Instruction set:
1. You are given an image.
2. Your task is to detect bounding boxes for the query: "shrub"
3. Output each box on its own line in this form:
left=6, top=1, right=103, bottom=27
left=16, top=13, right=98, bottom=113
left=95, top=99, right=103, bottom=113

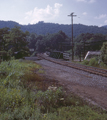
left=99, top=62, right=107, bottom=68
left=89, top=58, right=99, bottom=67
left=82, top=60, right=89, bottom=65
left=0, top=59, right=107, bottom=119
left=35, top=87, right=65, bottom=112
left=100, top=42, right=107, bottom=65
left=0, top=51, right=11, bottom=61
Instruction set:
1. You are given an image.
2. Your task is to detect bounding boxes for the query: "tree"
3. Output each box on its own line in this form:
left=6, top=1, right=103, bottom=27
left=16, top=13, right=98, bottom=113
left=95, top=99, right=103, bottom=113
left=0, top=28, right=11, bottom=60
left=7, top=26, right=30, bottom=58
left=27, top=33, right=38, bottom=48
left=35, top=31, right=70, bottom=53
left=35, top=35, right=45, bottom=52
left=36, top=39, right=46, bottom=53
left=0, top=27, right=10, bottom=51
left=100, top=42, right=107, bottom=64
left=74, top=33, right=107, bottom=58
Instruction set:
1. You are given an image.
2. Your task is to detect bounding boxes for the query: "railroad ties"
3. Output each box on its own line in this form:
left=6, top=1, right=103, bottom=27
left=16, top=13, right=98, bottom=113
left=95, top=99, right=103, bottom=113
left=38, top=54, right=107, bottom=78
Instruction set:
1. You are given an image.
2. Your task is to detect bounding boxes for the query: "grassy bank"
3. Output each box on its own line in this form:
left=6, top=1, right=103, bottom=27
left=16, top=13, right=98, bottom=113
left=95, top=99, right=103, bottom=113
left=0, top=59, right=107, bottom=120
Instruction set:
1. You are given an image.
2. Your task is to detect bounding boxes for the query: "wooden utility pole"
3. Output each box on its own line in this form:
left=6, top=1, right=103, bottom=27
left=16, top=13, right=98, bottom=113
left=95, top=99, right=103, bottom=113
left=68, top=12, right=77, bottom=61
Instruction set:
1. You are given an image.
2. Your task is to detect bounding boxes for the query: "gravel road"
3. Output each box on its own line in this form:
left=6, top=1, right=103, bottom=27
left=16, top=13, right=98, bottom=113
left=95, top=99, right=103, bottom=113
left=35, top=59, right=107, bottom=110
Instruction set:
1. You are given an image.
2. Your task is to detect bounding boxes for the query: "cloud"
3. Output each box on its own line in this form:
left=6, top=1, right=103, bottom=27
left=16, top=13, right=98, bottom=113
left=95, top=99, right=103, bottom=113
left=25, top=3, right=62, bottom=24
left=95, top=14, right=107, bottom=19
left=76, top=0, right=96, bottom=3
left=104, top=20, right=107, bottom=24
left=98, top=24, right=102, bottom=27
left=76, top=0, right=87, bottom=2
left=89, top=0, right=96, bottom=3
left=83, top=12, right=87, bottom=15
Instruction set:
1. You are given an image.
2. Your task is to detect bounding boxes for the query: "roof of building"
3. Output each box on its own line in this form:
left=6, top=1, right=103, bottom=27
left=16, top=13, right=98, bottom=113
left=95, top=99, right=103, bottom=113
left=84, top=51, right=101, bottom=60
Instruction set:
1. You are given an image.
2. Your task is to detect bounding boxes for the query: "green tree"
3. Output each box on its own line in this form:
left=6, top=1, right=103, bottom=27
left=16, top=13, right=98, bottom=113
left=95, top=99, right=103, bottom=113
left=7, top=26, right=30, bottom=58
left=27, top=33, right=38, bottom=49
left=74, top=33, right=107, bottom=58
left=0, top=28, right=10, bottom=60
left=35, top=35, right=45, bottom=52
left=0, top=27, right=10, bottom=51
left=35, top=31, right=69, bottom=53
left=100, top=42, right=107, bottom=64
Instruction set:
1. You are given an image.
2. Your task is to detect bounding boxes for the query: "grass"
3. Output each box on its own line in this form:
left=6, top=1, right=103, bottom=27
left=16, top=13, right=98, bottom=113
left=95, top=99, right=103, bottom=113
left=74, top=58, right=107, bottom=69
left=0, top=59, right=107, bottom=120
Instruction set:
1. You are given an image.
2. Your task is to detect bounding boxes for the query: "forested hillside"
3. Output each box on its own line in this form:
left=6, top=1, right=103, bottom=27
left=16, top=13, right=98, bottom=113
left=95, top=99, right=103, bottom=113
left=1, top=20, right=107, bottom=60
left=103, top=25, right=107, bottom=29
left=0, top=20, right=107, bottom=37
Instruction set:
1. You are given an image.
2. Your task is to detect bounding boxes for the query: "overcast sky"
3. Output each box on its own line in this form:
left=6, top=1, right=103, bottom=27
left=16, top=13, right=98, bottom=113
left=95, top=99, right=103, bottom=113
left=0, top=0, right=107, bottom=26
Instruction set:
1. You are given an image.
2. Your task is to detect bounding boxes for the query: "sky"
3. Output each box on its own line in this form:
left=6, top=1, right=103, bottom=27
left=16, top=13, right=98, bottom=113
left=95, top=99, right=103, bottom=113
left=0, top=0, right=107, bottom=26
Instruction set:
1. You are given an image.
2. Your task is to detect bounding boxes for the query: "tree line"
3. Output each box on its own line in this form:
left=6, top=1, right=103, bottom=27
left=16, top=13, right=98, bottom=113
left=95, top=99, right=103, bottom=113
left=28, top=30, right=70, bottom=53
left=0, top=27, right=70, bottom=59
left=0, top=26, right=107, bottom=63
left=74, top=33, right=107, bottom=58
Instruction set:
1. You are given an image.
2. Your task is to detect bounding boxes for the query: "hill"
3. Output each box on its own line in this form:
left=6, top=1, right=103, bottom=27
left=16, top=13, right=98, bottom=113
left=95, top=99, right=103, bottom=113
left=0, top=20, right=107, bottom=37
left=102, top=25, right=107, bottom=29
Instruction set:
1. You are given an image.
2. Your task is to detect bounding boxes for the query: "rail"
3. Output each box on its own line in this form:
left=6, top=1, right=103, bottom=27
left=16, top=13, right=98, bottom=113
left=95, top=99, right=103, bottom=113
left=37, top=54, right=107, bottom=78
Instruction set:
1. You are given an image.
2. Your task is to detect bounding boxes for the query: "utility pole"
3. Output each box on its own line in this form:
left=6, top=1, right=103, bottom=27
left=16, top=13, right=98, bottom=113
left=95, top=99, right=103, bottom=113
left=68, top=12, right=77, bottom=61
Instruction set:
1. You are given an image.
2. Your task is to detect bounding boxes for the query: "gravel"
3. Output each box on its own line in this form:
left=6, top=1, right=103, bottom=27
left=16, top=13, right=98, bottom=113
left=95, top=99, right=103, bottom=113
left=36, top=59, right=107, bottom=91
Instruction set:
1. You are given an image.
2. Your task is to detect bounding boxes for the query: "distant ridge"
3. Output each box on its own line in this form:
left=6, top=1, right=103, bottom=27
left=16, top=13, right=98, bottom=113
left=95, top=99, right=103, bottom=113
left=0, top=20, right=107, bottom=37
left=0, top=20, right=20, bottom=28
left=102, top=25, right=107, bottom=29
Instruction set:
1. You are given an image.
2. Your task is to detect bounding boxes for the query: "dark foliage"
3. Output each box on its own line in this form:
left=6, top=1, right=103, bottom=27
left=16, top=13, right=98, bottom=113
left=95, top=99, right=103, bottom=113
left=0, top=26, right=30, bottom=60
left=27, top=30, right=70, bottom=53
left=0, top=20, right=107, bottom=37
left=1, top=20, right=107, bottom=58
left=100, top=42, right=107, bottom=64
left=74, top=33, right=107, bottom=58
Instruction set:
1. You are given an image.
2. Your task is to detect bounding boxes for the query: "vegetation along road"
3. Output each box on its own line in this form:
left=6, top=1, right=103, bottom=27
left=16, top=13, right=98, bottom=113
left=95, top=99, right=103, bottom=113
left=36, top=55, right=107, bottom=110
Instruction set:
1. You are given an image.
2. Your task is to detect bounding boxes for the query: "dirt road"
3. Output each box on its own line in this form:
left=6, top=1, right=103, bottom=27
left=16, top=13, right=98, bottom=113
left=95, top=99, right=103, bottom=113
left=36, top=59, right=107, bottom=110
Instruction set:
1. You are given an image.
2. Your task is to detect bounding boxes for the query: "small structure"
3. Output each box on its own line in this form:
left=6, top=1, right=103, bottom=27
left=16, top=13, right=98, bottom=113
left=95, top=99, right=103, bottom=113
left=63, top=52, right=70, bottom=60
left=49, top=51, right=70, bottom=60
left=49, top=51, right=63, bottom=59
left=84, top=51, right=101, bottom=60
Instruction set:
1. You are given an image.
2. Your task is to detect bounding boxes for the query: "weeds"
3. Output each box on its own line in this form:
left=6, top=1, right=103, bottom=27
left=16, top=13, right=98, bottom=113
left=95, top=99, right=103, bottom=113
left=82, top=59, right=89, bottom=65
left=88, top=58, right=99, bottom=67
left=82, top=58, right=99, bottom=67
left=81, top=58, right=107, bottom=69
left=0, top=59, right=107, bottom=120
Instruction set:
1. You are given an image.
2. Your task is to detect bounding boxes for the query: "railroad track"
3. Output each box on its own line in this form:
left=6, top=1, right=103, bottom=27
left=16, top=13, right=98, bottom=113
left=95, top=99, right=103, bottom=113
left=37, top=54, right=107, bottom=78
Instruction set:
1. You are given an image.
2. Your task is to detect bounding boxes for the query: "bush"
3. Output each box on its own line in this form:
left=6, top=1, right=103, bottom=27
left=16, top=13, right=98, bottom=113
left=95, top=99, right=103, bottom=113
left=89, top=58, right=99, bottom=67
left=35, top=87, right=66, bottom=112
left=0, top=51, right=11, bottom=61
left=100, top=42, right=107, bottom=64
left=0, top=60, right=107, bottom=120
left=99, top=62, right=107, bottom=68
left=82, top=60, right=89, bottom=65
left=0, top=60, right=40, bottom=119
